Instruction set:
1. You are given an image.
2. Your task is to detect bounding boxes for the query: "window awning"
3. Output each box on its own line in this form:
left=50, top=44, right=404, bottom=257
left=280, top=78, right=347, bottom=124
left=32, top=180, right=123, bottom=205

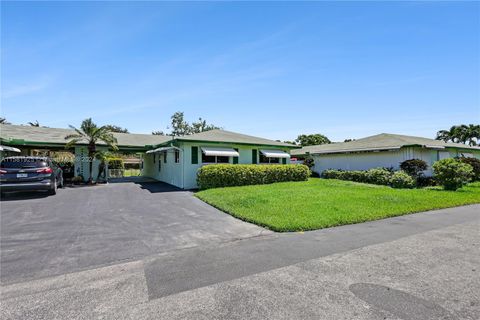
left=201, top=147, right=239, bottom=157
left=146, top=146, right=180, bottom=154
left=0, top=145, right=21, bottom=152
left=260, top=149, right=290, bottom=158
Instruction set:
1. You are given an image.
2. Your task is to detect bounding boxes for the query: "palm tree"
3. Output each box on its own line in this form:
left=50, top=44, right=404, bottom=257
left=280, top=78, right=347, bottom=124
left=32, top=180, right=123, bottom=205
left=436, top=124, right=480, bottom=146
left=65, top=118, right=118, bottom=183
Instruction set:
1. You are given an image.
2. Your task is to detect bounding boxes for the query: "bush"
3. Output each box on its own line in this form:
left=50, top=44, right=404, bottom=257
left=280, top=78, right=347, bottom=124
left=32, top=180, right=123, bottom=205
left=321, top=169, right=345, bottom=180
left=72, top=175, right=84, bottom=184
left=107, top=158, right=124, bottom=169
left=400, top=159, right=428, bottom=177
left=416, top=176, right=438, bottom=187
left=390, top=171, right=416, bottom=189
left=197, top=164, right=310, bottom=189
left=458, top=157, right=480, bottom=181
left=365, top=168, right=393, bottom=185
left=432, top=158, right=473, bottom=191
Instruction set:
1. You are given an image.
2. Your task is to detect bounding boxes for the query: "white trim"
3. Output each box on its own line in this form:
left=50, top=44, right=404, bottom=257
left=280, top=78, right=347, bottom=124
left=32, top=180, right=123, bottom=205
left=0, top=145, right=21, bottom=152
left=146, top=146, right=181, bottom=154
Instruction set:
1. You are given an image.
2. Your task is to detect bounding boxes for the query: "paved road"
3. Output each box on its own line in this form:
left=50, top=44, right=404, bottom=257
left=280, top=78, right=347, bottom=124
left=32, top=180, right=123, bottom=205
left=1, top=205, right=479, bottom=319
left=0, top=179, right=269, bottom=284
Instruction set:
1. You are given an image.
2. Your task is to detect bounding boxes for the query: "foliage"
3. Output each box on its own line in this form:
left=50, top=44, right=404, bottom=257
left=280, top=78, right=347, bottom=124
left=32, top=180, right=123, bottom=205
left=321, top=168, right=394, bottom=186
left=399, top=159, right=428, bottom=177
left=295, top=133, right=331, bottom=147
left=303, top=157, right=314, bottom=169
left=65, top=118, right=118, bottom=183
left=196, top=179, right=480, bottom=232
left=197, top=164, right=310, bottom=189
left=153, top=111, right=221, bottom=136
left=104, top=125, right=129, bottom=133
left=432, top=158, right=473, bottom=190
left=72, top=175, right=84, bottom=184
left=458, top=157, right=480, bottom=181
left=436, top=124, right=480, bottom=146
left=389, top=171, right=416, bottom=189
left=107, top=158, right=124, bottom=169
left=416, top=176, right=438, bottom=187
left=0, top=117, right=10, bottom=124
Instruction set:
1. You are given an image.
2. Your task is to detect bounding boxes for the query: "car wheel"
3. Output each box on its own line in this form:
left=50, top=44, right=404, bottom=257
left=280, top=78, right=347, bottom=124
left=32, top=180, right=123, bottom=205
left=49, top=179, right=57, bottom=195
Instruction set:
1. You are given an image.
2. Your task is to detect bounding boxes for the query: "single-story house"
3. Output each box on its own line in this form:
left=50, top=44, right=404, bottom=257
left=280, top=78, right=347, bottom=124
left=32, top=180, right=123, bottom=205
left=291, top=133, right=480, bottom=176
left=0, top=124, right=297, bottom=189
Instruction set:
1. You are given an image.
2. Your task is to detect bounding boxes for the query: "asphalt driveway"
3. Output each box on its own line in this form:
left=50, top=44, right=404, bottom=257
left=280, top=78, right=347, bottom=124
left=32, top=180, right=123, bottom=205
left=0, top=178, right=269, bottom=284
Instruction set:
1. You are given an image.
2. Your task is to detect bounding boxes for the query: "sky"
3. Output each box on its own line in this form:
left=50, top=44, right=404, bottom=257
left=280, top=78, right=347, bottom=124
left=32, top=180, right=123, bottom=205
left=1, top=1, right=479, bottom=142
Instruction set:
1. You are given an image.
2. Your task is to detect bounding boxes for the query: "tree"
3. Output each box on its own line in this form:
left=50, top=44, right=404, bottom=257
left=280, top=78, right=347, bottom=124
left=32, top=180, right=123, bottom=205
left=295, top=134, right=331, bottom=147
left=436, top=124, right=480, bottom=146
left=104, top=125, right=129, bottom=133
left=28, top=120, right=40, bottom=127
left=0, top=117, right=10, bottom=124
left=65, top=118, right=118, bottom=184
left=152, top=131, right=165, bottom=135
left=154, top=111, right=220, bottom=136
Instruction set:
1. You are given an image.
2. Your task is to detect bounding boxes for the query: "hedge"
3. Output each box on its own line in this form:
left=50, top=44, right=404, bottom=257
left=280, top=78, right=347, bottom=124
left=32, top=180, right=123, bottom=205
left=321, top=167, right=415, bottom=188
left=197, top=164, right=310, bottom=189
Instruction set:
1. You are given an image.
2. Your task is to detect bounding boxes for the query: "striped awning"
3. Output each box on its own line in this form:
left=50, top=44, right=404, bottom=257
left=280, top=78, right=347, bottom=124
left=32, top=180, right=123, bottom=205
left=260, top=149, right=290, bottom=158
left=201, top=147, right=239, bottom=157
left=146, top=146, right=181, bottom=154
left=0, top=145, right=21, bottom=152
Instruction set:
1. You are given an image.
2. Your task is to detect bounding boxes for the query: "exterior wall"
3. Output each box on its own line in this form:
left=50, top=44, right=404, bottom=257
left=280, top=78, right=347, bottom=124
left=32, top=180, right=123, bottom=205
left=142, top=150, right=183, bottom=188
left=144, top=142, right=292, bottom=189
left=311, top=147, right=471, bottom=176
left=74, top=146, right=107, bottom=181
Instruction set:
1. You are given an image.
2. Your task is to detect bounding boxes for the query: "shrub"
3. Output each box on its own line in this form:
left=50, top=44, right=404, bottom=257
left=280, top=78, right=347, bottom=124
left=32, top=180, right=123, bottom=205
left=365, top=168, right=393, bottom=185
left=390, top=171, right=416, bottom=189
left=197, top=164, right=310, bottom=189
left=458, top=157, right=480, bottom=181
left=321, top=169, right=345, bottom=180
left=432, top=158, right=473, bottom=190
left=72, top=175, right=84, bottom=184
left=416, top=176, right=438, bottom=187
left=107, top=158, right=124, bottom=169
left=400, top=159, right=428, bottom=177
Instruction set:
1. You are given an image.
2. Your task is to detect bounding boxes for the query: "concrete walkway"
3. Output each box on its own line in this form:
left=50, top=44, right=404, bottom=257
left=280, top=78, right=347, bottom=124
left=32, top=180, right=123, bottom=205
left=1, top=205, right=479, bottom=319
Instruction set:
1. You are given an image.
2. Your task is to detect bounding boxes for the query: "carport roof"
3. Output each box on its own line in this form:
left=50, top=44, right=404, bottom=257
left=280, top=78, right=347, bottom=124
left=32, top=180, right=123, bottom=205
left=291, top=133, right=480, bottom=156
left=0, top=124, right=172, bottom=149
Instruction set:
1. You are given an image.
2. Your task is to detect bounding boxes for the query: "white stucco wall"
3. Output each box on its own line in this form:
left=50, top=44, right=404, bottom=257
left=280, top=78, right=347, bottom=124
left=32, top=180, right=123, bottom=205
left=142, top=150, right=183, bottom=188
left=311, top=147, right=480, bottom=176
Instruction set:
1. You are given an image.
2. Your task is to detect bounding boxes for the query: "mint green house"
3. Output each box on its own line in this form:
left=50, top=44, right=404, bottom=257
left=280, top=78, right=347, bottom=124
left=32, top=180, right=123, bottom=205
left=0, top=124, right=297, bottom=189
left=142, top=130, right=296, bottom=189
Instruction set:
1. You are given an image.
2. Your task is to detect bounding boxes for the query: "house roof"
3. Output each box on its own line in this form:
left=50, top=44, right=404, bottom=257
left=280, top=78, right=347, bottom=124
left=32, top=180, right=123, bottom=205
left=291, top=133, right=480, bottom=156
left=0, top=125, right=296, bottom=150
left=157, top=129, right=298, bottom=148
left=0, top=124, right=171, bottom=148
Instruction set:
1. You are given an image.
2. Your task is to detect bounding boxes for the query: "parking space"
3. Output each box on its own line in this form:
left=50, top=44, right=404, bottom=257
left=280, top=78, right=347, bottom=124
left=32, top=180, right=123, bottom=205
left=0, top=178, right=269, bottom=284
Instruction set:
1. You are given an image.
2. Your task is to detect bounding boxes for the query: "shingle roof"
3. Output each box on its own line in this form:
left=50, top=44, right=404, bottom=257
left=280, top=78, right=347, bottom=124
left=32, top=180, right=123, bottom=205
left=0, top=124, right=172, bottom=148
left=160, top=129, right=298, bottom=148
left=291, top=133, right=480, bottom=156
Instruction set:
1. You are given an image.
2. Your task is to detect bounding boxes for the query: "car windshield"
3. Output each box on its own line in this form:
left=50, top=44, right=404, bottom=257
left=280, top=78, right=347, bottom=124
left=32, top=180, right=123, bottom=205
left=0, top=158, right=48, bottom=169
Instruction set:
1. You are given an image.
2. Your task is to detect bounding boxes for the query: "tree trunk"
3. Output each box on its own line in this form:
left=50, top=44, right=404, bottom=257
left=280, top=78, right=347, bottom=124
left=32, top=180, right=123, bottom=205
left=88, top=152, right=94, bottom=184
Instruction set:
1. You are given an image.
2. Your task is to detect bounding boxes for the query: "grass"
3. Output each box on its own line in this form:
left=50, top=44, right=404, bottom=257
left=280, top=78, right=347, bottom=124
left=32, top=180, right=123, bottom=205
left=195, top=178, right=480, bottom=232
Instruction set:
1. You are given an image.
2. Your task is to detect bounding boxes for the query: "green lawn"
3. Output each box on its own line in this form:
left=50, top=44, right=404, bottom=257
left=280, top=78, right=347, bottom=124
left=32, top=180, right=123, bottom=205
left=195, top=179, right=480, bottom=232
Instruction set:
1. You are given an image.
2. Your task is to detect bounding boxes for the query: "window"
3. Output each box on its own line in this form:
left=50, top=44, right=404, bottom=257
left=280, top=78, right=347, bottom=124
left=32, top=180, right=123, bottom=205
left=191, top=146, right=198, bottom=164
left=163, top=152, right=167, bottom=163
left=259, top=153, right=280, bottom=164
left=202, top=154, right=230, bottom=164
left=175, top=150, right=180, bottom=163
left=251, top=149, right=257, bottom=164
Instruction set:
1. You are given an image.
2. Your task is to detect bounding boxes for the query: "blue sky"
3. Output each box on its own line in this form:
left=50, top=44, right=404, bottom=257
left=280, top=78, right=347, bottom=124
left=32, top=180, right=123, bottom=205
left=1, top=1, right=479, bottom=142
